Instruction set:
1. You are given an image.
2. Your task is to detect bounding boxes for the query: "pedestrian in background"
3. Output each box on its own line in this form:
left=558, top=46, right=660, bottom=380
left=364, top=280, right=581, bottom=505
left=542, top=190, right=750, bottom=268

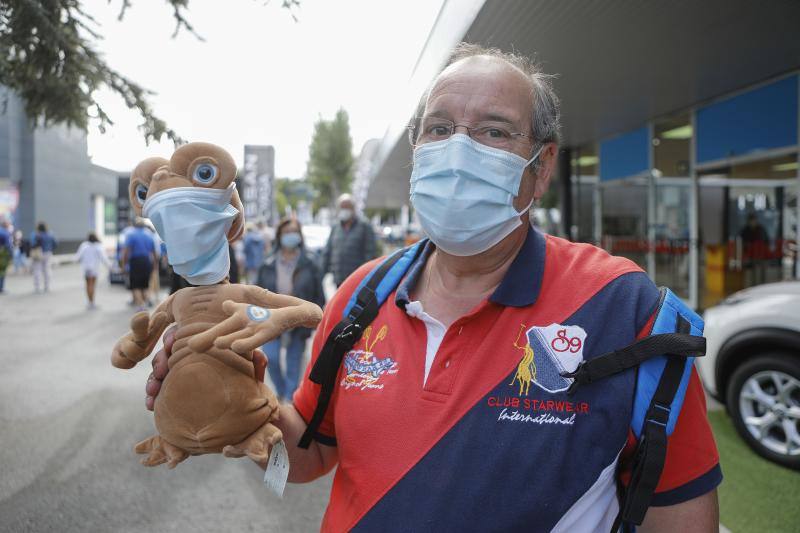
left=322, top=193, right=377, bottom=287
left=75, top=232, right=110, bottom=309
left=29, top=222, right=57, bottom=293
left=12, top=229, right=27, bottom=274
left=0, top=220, right=12, bottom=294
left=257, top=217, right=324, bottom=401
left=122, top=217, right=156, bottom=312
left=243, top=221, right=268, bottom=284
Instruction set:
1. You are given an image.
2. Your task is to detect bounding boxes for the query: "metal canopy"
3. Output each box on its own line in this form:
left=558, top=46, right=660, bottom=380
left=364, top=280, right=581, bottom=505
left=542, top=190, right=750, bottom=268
left=366, top=0, right=800, bottom=209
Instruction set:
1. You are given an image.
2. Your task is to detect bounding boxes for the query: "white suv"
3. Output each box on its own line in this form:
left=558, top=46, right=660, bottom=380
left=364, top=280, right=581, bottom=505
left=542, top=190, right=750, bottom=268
left=698, top=281, right=800, bottom=469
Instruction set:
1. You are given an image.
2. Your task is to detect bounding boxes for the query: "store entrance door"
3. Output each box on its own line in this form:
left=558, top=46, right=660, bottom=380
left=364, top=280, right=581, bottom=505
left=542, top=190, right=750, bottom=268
left=701, top=180, right=797, bottom=307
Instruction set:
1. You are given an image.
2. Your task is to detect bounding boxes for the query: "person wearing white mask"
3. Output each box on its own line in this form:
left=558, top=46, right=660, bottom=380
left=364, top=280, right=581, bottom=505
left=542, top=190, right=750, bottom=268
left=146, top=44, right=720, bottom=532
left=321, top=193, right=377, bottom=286
left=256, top=218, right=325, bottom=401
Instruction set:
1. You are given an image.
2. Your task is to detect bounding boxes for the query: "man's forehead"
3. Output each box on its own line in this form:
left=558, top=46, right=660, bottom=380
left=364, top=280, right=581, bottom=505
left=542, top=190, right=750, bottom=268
left=426, top=57, right=532, bottom=123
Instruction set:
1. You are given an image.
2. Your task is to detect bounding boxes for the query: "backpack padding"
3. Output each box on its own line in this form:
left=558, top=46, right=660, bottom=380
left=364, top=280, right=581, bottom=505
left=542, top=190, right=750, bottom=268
left=631, top=289, right=704, bottom=438
left=342, top=240, right=426, bottom=319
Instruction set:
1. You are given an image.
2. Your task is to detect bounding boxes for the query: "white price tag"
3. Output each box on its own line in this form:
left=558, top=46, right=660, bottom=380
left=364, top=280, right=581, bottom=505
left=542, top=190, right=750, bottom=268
left=263, top=440, right=290, bottom=498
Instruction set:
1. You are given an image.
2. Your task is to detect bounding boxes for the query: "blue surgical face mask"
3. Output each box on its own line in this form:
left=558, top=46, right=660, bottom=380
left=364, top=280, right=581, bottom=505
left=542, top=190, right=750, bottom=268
left=280, top=232, right=302, bottom=249
left=410, top=134, right=542, bottom=256
left=143, top=184, right=239, bottom=285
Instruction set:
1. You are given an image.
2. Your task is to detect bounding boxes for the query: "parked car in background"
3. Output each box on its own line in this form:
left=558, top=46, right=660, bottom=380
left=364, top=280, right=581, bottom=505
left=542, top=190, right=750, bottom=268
left=699, top=281, right=800, bottom=469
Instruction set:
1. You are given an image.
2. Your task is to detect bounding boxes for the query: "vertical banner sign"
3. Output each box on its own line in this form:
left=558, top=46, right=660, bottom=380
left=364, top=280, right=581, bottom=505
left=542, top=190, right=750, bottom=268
left=243, top=145, right=276, bottom=225
left=117, top=176, right=131, bottom=231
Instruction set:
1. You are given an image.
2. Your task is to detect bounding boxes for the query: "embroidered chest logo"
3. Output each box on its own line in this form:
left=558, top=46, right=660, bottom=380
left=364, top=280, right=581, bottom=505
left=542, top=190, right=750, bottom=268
left=487, top=323, right=590, bottom=427
left=511, top=323, right=586, bottom=394
left=340, top=324, right=398, bottom=391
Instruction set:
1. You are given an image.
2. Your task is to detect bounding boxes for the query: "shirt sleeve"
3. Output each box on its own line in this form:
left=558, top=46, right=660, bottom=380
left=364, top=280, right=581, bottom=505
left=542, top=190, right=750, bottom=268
left=618, top=313, right=722, bottom=505
left=291, top=258, right=382, bottom=445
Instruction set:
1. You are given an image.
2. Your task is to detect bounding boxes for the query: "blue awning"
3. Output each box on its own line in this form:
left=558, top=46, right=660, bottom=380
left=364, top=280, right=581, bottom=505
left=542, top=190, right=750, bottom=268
left=599, top=126, right=650, bottom=181
left=696, top=75, right=798, bottom=164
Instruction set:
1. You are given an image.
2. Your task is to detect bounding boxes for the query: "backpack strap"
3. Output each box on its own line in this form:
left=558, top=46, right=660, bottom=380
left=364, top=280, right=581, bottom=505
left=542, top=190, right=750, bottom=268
left=617, top=314, right=693, bottom=528
left=560, top=288, right=706, bottom=531
left=562, top=332, right=705, bottom=394
left=298, top=241, right=425, bottom=449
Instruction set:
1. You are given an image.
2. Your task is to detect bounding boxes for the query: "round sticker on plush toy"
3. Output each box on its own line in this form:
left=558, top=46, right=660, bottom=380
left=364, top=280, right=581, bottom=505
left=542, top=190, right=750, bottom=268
left=247, top=305, right=271, bottom=322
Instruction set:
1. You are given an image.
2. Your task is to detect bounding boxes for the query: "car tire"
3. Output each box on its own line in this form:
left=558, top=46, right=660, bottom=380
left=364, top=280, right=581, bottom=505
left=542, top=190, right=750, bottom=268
left=726, top=353, right=800, bottom=470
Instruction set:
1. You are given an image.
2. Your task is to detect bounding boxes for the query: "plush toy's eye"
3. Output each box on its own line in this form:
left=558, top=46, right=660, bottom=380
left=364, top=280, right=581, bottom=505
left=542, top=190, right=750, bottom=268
left=193, top=163, right=218, bottom=185
left=135, top=183, right=148, bottom=205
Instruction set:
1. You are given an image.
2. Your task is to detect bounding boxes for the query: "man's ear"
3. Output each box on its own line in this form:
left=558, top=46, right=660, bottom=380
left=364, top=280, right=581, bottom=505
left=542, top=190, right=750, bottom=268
left=129, top=157, right=169, bottom=217
left=533, top=143, right=558, bottom=200
left=227, top=188, right=245, bottom=242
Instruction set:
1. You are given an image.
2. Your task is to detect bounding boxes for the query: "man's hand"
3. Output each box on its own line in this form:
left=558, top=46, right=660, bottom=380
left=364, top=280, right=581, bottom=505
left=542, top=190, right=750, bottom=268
left=145, top=326, right=268, bottom=410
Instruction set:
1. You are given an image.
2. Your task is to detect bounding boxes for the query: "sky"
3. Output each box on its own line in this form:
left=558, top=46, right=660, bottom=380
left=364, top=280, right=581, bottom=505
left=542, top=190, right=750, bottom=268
left=84, top=0, right=445, bottom=178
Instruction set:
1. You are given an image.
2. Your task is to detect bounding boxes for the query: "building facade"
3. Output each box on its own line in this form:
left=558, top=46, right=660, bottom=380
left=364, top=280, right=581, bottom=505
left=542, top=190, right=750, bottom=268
left=0, top=89, right=121, bottom=252
left=363, top=0, right=800, bottom=309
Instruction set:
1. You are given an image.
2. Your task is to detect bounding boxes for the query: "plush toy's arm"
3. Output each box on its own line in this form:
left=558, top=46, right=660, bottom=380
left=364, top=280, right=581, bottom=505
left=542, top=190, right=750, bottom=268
left=187, top=286, right=322, bottom=355
left=111, top=296, right=175, bottom=369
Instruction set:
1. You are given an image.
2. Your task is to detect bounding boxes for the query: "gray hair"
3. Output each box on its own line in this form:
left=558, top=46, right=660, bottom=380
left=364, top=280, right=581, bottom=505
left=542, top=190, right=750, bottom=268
left=411, top=43, right=561, bottom=164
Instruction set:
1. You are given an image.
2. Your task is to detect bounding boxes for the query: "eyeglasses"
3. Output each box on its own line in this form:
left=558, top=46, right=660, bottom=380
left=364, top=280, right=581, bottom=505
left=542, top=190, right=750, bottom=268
left=409, top=116, right=534, bottom=150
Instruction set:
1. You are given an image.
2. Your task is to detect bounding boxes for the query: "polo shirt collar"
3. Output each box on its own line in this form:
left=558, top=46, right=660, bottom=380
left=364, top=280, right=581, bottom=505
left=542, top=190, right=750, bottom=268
left=394, top=224, right=547, bottom=310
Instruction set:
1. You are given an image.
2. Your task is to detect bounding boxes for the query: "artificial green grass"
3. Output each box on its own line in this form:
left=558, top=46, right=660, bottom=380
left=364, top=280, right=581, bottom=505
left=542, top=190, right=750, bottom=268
left=709, top=410, right=800, bottom=532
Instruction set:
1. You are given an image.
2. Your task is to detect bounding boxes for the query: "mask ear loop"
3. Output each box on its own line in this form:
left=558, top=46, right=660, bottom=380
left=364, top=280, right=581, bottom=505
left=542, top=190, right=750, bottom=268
left=524, top=143, right=545, bottom=168
left=516, top=144, right=546, bottom=216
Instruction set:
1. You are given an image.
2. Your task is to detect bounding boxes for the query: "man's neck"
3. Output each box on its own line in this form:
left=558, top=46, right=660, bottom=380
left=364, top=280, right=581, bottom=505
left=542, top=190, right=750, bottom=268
left=411, top=222, right=529, bottom=327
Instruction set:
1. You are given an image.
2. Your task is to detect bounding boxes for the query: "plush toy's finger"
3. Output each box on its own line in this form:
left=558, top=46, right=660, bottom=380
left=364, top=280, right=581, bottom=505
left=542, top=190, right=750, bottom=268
left=188, top=313, right=246, bottom=352
left=213, top=327, right=253, bottom=350
left=248, top=288, right=312, bottom=310
left=277, top=303, right=324, bottom=330
left=147, top=311, right=170, bottom=338
left=130, top=311, right=151, bottom=342
left=222, top=299, right=245, bottom=316
left=111, top=344, right=136, bottom=369
left=230, top=328, right=278, bottom=354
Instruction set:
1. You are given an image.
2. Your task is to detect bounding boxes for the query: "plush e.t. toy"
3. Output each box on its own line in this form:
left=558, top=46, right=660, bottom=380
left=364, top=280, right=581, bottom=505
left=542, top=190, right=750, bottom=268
left=111, top=142, right=322, bottom=468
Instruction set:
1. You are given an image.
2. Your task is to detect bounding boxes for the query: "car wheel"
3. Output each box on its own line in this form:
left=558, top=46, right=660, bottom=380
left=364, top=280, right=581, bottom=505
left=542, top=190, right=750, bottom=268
left=726, top=353, right=800, bottom=470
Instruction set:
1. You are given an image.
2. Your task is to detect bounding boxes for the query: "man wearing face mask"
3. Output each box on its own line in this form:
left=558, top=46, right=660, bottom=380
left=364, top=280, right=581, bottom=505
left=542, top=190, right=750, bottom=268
left=147, top=44, right=720, bottom=533
left=321, top=193, right=377, bottom=287
left=256, top=218, right=325, bottom=402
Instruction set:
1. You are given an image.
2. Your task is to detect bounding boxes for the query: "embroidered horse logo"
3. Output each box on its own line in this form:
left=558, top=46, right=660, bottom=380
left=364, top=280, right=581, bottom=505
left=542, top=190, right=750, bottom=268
left=510, top=324, right=537, bottom=396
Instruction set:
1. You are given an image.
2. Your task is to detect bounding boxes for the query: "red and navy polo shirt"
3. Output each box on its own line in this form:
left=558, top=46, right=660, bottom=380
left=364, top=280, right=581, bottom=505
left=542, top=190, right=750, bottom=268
left=293, top=226, right=722, bottom=532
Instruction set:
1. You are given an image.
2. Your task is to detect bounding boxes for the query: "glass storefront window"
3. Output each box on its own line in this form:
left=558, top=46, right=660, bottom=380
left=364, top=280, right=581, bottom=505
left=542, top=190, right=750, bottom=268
left=654, top=183, right=691, bottom=299
left=698, top=153, right=799, bottom=307
left=570, top=144, right=598, bottom=243
left=600, top=181, right=648, bottom=270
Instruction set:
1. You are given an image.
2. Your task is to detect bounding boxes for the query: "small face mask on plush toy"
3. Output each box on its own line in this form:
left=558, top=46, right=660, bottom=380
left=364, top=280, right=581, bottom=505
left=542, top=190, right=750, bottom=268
left=143, top=183, right=239, bottom=285
left=112, top=142, right=323, bottom=470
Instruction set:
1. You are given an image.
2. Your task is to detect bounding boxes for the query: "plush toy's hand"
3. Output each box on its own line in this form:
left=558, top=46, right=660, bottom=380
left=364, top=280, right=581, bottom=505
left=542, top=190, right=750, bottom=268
left=189, top=300, right=310, bottom=355
left=111, top=311, right=170, bottom=369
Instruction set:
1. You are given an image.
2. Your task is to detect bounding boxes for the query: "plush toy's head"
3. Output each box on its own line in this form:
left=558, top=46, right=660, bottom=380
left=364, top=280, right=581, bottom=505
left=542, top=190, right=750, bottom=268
left=129, top=143, right=244, bottom=242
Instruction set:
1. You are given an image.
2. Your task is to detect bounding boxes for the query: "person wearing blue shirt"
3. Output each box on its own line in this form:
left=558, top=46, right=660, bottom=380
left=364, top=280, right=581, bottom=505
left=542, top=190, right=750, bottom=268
left=122, top=218, right=156, bottom=311
left=29, top=222, right=58, bottom=293
left=0, top=219, right=12, bottom=293
left=243, top=222, right=268, bottom=283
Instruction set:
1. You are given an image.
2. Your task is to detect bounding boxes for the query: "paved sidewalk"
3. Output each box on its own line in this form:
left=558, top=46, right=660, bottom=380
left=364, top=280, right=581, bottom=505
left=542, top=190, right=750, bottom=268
left=0, top=264, right=332, bottom=533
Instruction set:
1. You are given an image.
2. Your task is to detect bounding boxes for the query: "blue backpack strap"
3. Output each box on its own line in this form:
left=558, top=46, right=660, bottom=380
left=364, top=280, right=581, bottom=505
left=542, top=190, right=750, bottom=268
left=298, top=241, right=425, bottom=448
left=619, top=289, right=705, bottom=529
left=630, top=289, right=705, bottom=437
left=561, top=288, right=706, bottom=530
